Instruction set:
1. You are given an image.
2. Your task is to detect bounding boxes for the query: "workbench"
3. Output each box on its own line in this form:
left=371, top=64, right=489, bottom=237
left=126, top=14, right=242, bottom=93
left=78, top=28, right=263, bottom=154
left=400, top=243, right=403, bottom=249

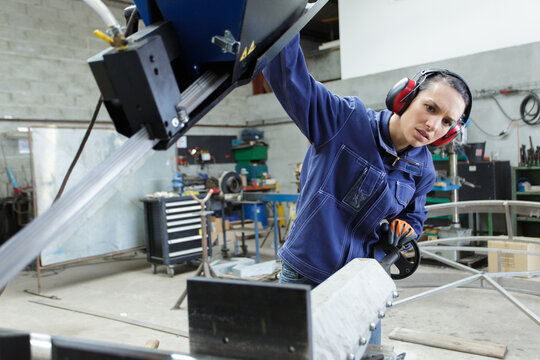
left=231, top=192, right=299, bottom=263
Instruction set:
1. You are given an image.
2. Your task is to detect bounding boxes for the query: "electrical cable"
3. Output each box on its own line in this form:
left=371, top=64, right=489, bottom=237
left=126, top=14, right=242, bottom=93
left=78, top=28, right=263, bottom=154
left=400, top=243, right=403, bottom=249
left=489, top=95, right=515, bottom=121
left=519, top=92, right=540, bottom=125
left=455, top=144, right=469, bottom=164
left=470, top=119, right=508, bottom=138
left=53, top=97, right=102, bottom=202
left=474, top=91, right=540, bottom=137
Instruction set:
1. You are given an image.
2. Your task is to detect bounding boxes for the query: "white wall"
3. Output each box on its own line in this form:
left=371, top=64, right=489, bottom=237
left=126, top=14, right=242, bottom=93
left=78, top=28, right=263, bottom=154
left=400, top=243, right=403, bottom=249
left=339, top=0, right=540, bottom=79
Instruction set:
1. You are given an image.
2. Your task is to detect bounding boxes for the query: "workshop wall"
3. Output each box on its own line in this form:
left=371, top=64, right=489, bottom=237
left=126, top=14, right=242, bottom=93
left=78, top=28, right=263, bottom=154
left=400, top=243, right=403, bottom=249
left=4, top=0, right=540, bottom=199
left=0, top=0, right=126, bottom=122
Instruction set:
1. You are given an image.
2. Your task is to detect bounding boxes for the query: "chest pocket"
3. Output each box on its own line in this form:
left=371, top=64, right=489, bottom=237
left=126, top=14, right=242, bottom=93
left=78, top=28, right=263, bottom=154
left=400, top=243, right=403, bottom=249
left=395, top=180, right=415, bottom=210
left=343, top=166, right=381, bottom=210
left=320, top=145, right=384, bottom=212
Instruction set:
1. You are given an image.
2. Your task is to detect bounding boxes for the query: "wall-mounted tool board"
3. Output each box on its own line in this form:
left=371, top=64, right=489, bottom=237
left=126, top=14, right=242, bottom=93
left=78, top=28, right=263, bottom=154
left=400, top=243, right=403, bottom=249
left=176, top=135, right=236, bottom=164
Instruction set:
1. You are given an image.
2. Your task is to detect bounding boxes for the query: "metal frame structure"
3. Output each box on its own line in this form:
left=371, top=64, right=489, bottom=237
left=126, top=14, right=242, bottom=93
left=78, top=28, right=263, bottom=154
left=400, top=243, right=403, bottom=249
left=394, top=200, right=540, bottom=326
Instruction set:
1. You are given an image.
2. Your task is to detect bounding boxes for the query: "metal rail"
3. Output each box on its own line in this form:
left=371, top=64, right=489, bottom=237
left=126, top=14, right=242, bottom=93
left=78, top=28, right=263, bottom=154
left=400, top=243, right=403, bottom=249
left=394, top=200, right=540, bottom=326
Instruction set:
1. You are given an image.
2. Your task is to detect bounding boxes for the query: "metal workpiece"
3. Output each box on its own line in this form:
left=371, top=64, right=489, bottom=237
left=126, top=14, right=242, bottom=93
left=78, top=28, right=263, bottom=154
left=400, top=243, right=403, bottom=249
left=0, top=128, right=156, bottom=293
left=415, top=199, right=540, bottom=324
left=481, top=274, right=540, bottom=326
left=394, top=273, right=484, bottom=307
left=187, top=278, right=312, bottom=360
left=425, top=199, right=540, bottom=218
left=311, top=259, right=396, bottom=360
left=187, top=259, right=397, bottom=360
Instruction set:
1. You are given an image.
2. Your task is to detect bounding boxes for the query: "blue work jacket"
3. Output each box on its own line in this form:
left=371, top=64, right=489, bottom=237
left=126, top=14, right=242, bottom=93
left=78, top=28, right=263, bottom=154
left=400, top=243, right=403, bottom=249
left=262, top=35, right=436, bottom=284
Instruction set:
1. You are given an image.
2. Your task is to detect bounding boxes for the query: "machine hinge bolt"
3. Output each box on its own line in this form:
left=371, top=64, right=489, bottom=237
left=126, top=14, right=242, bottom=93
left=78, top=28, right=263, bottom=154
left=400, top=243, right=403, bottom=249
left=386, top=300, right=393, bottom=308
left=392, top=290, right=399, bottom=298
left=288, top=346, right=295, bottom=353
left=171, top=117, right=179, bottom=128
left=211, top=29, right=240, bottom=54
left=378, top=311, right=386, bottom=319
left=359, top=337, right=367, bottom=346
left=176, top=106, right=189, bottom=125
left=369, top=322, right=377, bottom=331
left=347, top=353, right=355, bottom=360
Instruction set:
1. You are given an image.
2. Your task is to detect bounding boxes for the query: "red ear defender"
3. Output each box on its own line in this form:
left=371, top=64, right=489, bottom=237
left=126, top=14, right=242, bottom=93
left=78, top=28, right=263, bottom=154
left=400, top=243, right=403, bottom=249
left=387, top=69, right=472, bottom=147
left=385, top=78, right=417, bottom=115
left=430, top=121, right=462, bottom=146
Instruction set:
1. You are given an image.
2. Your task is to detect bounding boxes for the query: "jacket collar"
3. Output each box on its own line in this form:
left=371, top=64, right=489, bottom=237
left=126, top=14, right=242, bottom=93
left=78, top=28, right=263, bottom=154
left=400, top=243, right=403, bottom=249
left=377, top=110, right=424, bottom=176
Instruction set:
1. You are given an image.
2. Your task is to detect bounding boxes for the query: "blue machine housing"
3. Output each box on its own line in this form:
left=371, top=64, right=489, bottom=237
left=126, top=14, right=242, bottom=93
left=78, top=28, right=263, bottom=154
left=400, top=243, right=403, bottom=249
left=88, top=0, right=328, bottom=150
left=133, top=0, right=306, bottom=82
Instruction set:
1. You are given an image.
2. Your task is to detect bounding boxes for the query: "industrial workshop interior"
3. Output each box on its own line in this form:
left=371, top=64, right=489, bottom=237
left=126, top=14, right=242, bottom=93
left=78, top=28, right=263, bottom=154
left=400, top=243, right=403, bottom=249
left=1, top=0, right=540, bottom=359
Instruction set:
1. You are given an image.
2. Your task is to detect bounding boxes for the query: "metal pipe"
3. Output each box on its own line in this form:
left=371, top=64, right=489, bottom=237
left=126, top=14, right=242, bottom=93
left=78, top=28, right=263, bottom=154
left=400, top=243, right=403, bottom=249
left=448, top=143, right=460, bottom=225
left=393, top=274, right=482, bottom=307
left=482, top=274, right=540, bottom=326
left=420, top=236, right=540, bottom=246
left=397, top=282, right=540, bottom=296
left=421, top=246, right=540, bottom=257
left=504, top=201, right=514, bottom=241
left=488, top=270, right=540, bottom=278
left=420, top=249, right=482, bottom=274
left=0, top=128, right=156, bottom=291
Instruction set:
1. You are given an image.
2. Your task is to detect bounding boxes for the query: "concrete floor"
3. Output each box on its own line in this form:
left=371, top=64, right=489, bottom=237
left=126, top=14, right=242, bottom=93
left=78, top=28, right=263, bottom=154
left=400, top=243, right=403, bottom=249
left=0, top=235, right=539, bottom=359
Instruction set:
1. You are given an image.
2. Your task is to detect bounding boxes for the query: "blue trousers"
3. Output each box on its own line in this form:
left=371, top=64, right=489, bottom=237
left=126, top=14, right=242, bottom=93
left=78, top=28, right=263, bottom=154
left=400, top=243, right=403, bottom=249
left=279, top=262, right=382, bottom=345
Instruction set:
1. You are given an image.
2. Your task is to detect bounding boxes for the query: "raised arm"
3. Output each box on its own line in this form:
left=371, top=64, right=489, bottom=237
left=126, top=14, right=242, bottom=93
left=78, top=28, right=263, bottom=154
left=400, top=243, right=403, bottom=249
left=262, top=34, right=356, bottom=147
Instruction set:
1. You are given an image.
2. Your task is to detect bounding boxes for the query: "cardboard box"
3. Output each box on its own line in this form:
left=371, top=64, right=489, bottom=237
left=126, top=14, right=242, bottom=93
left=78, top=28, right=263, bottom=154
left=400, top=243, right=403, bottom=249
left=211, top=216, right=230, bottom=234
left=488, top=240, right=540, bottom=273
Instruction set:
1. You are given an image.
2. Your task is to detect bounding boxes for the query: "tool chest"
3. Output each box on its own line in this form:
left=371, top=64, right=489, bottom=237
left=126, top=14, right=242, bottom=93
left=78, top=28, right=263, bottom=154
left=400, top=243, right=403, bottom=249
left=142, top=195, right=212, bottom=276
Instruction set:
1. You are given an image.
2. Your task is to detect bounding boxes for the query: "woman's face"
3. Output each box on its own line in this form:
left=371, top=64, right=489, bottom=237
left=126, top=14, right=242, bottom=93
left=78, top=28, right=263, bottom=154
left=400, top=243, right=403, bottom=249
left=400, top=81, right=466, bottom=147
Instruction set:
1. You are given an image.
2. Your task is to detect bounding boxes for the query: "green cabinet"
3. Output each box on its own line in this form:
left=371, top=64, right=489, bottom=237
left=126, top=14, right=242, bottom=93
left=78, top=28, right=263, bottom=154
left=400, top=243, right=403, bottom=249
left=511, top=166, right=540, bottom=237
left=233, top=145, right=268, bottom=161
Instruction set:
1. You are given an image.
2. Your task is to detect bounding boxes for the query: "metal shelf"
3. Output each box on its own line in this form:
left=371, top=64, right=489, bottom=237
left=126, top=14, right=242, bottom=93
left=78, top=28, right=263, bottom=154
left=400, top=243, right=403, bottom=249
left=516, top=217, right=540, bottom=222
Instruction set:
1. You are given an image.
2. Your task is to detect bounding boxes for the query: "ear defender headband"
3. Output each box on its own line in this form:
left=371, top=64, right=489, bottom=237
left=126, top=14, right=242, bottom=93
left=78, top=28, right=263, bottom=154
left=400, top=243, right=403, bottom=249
left=385, top=69, right=472, bottom=146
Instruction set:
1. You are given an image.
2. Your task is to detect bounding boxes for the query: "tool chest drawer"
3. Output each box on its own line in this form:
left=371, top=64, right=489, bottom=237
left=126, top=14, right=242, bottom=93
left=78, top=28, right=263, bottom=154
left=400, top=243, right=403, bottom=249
left=142, top=195, right=212, bottom=276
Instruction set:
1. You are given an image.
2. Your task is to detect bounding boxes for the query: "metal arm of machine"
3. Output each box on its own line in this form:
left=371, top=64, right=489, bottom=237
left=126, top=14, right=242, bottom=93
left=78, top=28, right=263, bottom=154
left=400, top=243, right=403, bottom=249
left=89, top=0, right=329, bottom=150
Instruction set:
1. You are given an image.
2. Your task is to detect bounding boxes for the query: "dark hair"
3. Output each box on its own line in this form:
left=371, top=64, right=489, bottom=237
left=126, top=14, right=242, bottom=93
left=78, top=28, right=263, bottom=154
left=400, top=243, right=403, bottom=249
left=418, top=73, right=471, bottom=120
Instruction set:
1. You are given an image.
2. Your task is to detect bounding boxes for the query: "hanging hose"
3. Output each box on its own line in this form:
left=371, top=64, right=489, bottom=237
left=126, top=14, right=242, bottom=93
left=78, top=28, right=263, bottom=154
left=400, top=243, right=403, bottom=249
left=519, top=92, right=540, bottom=125
left=82, top=0, right=120, bottom=29
left=83, top=0, right=127, bottom=49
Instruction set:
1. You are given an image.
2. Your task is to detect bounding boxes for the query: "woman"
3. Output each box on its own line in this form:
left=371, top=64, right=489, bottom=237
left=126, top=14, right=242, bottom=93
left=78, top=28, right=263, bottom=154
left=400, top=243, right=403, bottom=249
left=262, top=34, right=472, bottom=290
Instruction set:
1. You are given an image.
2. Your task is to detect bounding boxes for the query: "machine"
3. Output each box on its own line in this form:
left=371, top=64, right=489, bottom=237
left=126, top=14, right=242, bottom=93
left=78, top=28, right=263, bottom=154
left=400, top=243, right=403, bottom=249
left=88, top=0, right=314, bottom=150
